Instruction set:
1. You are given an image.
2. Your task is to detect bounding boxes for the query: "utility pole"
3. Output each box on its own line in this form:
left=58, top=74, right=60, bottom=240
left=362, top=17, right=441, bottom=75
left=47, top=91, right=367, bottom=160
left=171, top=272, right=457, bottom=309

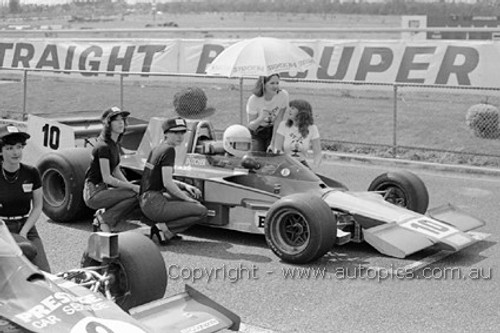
left=152, top=0, right=156, bottom=22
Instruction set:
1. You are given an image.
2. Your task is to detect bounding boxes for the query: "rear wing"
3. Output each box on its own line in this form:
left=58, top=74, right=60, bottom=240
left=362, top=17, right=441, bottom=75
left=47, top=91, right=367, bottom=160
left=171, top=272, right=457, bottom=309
left=129, top=285, right=240, bottom=332
left=19, top=115, right=148, bottom=165
left=54, top=115, right=148, bottom=144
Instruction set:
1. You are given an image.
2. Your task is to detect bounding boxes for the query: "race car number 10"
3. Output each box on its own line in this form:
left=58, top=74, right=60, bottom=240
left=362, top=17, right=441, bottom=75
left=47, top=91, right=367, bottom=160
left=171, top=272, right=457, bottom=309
left=401, top=218, right=455, bottom=239
left=42, top=124, right=61, bottom=150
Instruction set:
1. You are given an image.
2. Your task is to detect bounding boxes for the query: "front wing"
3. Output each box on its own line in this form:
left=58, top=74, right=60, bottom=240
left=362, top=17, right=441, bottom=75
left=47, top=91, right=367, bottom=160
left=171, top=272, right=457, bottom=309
left=323, top=190, right=485, bottom=258
left=363, top=204, right=485, bottom=258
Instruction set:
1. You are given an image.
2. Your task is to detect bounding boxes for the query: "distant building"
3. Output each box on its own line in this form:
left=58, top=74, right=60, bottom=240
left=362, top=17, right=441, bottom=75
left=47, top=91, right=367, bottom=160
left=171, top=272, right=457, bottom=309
left=0, top=0, right=71, bottom=5
left=0, top=0, right=491, bottom=6
left=337, top=0, right=389, bottom=3
left=0, top=0, right=115, bottom=5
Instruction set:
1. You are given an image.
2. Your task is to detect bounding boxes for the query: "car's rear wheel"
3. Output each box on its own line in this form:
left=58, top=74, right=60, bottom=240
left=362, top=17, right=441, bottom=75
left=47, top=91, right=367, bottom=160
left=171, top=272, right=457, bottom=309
left=36, top=148, right=93, bottom=222
left=265, top=193, right=337, bottom=264
left=81, top=231, right=167, bottom=311
left=368, top=170, right=429, bottom=214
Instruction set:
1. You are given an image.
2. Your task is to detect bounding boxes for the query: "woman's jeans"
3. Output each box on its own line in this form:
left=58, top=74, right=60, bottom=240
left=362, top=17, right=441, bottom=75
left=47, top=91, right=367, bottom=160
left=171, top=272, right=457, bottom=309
left=6, top=218, right=51, bottom=273
left=83, top=180, right=139, bottom=228
left=139, top=191, right=207, bottom=235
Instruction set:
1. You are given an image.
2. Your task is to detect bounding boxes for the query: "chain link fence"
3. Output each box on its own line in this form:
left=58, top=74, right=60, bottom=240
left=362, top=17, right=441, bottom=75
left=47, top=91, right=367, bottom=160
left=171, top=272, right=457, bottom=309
left=2, top=68, right=500, bottom=167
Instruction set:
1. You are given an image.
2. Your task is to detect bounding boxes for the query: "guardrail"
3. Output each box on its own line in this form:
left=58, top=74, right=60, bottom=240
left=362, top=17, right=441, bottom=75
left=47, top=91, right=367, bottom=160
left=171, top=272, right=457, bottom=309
left=2, top=66, right=500, bottom=166
left=3, top=26, right=500, bottom=39
left=3, top=26, right=500, bottom=34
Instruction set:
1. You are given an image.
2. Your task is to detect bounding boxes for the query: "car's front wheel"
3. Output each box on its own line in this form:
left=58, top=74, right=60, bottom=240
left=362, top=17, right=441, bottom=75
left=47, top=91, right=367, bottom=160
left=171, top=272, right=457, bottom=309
left=265, top=193, right=337, bottom=264
left=368, top=170, right=429, bottom=214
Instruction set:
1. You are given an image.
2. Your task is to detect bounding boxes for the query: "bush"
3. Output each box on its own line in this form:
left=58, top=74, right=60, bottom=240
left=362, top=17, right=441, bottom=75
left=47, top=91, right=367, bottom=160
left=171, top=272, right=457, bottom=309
left=465, top=103, right=500, bottom=139
left=173, top=87, right=215, bottom=119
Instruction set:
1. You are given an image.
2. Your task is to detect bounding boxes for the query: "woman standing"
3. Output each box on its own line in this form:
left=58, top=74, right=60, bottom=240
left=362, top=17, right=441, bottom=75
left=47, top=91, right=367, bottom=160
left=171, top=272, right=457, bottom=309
left=0, top=124, right=51, bottom=272
left=139, top=117, right=207, bottom=245
left=83, top=106, right=140, bottom=232
left=275, top=99, right=322, bottom=169
left=246, top=74, right=289, bottom=152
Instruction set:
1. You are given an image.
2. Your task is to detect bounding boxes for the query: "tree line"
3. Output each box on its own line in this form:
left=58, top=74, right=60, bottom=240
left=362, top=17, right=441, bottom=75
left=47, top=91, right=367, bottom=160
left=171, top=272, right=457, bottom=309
left=4, top=0, right=500, bottom=18
left=154, top=0, right=499, bottom=17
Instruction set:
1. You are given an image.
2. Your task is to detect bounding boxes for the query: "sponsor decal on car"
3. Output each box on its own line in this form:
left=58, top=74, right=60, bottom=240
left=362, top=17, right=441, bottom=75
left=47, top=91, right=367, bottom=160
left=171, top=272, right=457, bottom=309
left=181, top=318, right=220, bottom=333
left=254, top=211, right=267, bottom=229
left=15, top=292, right=110, bottom=329
left=185, top=156, right=207, bottom=167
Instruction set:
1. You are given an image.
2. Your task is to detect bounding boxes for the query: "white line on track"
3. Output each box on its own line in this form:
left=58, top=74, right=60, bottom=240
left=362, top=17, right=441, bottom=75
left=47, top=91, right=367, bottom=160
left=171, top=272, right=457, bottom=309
left=239, top=323, right=276, bottom=333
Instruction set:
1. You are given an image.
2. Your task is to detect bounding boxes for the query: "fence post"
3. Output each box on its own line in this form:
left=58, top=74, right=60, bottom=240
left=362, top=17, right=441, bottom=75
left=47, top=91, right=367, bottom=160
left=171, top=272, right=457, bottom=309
left=392, top=84, right=398, bottom=157
left=120, top=74, right=124, bottom=111
left=239, top=77, right=244, bottom=124
left=22, top=69, right=28, bottom=121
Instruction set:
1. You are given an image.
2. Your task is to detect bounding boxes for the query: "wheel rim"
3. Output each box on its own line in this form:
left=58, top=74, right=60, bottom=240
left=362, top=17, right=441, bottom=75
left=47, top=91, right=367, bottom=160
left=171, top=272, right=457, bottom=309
left=83, top=259, right=131, bottom=307
left=380, top=184, right=408, bottom=208
left=108, top=262, right=131, bottom=306
left=42, top=169, right=67, bottom=207
left=271, top=209, right=310, bottom=255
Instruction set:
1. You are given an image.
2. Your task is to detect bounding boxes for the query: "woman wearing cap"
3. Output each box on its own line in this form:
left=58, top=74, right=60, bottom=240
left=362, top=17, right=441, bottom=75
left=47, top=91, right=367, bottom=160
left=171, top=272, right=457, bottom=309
left=0, top=124, right=51, bottom=272
left=83, top=107, right=140, bottom=232
left=246, top=74, right=289, bottom=152
left=139, top=117, right=207, bottom=245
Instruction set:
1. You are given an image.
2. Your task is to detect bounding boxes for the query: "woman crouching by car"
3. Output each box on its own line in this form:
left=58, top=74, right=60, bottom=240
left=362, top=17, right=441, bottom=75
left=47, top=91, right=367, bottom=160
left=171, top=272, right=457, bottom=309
left=83, top=107, right=140, bottom=233
left=0, top=124, right=51, bottom=272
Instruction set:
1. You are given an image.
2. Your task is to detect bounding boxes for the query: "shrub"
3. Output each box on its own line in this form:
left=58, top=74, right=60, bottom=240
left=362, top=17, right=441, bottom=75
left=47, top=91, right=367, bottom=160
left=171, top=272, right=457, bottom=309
left=173, top=87, right=215, bottom=119
left=465, top=103, right=500, bottom=139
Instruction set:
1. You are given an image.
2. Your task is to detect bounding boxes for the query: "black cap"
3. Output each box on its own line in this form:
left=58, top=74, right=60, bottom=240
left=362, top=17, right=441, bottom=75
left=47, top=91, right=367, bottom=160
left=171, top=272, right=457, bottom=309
left=0, top=124, right=30, bottom=145
left=101, top=106, right=130, bottom=123
left=162, top=117, right=187, bottom=133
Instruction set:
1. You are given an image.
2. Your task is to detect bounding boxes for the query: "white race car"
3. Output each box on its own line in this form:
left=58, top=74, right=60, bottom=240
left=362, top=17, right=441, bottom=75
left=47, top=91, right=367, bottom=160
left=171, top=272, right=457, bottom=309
left=9, top=114, right=487, bottom=264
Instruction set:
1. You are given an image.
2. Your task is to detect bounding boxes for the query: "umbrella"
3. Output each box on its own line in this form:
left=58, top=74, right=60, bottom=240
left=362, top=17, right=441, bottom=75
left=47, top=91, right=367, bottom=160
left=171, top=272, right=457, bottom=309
left=206, top=36, right=316, bottom=77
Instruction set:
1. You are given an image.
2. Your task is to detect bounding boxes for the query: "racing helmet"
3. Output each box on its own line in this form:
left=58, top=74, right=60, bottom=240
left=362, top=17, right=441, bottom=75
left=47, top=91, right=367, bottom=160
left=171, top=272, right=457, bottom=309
left=223, top=125, right=252, bottom=158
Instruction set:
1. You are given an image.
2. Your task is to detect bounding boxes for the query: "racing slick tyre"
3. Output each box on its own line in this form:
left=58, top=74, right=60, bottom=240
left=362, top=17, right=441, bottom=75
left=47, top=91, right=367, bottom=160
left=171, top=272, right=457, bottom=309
left=368, top=170, right=429, bottom=214
left=81, top=231, right=167, bottom=311
left=36, top=148, right=93, bottom=222
left=265, top=193, right=337, bottom=264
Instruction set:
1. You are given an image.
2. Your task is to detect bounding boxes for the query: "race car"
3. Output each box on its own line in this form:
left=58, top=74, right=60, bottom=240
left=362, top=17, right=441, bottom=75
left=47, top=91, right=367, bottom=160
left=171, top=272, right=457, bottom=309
left=19, top=114, right=486, bottom=264
left=0, top=219, right=240, bottom=333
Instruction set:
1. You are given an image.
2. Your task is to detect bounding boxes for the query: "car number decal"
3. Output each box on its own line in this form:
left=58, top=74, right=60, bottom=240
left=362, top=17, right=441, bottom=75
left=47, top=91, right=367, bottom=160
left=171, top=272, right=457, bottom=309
left=280, top=168, right=290, bottom=177
left=254, top=212, right=266, bottom=229
left=400, top=218, right=456, bottom=239
left=27, top=115, right=75, bottom=152
left=70, top=317, right=147, bottom=333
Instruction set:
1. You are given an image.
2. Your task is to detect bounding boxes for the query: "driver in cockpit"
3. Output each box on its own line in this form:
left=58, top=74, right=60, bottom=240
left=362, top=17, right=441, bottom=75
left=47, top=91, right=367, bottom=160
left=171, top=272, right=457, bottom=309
left=223, top=124, right=252, bottom=158
left=206, top=124, right=253, bottom=169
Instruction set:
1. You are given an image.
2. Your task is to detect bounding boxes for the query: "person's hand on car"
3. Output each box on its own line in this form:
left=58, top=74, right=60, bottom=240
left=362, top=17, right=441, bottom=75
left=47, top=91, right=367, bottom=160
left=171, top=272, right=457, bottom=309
left=184, top=184, right=201, bottom=200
